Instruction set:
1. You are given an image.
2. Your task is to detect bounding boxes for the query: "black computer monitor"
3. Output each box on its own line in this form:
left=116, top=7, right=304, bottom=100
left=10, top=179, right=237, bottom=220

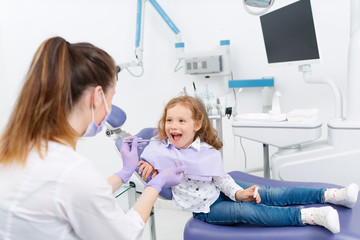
left=260, top=0, right=320, bottom=65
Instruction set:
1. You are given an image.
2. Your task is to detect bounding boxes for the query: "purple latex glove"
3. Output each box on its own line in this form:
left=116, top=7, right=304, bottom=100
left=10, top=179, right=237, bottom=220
left=145, top=165, right=186, bottom=193
left=115, top=136, right=141, bottom=183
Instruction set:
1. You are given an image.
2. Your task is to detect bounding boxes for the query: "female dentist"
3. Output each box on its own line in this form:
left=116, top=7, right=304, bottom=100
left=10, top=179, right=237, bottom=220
left=0, top=36, right=185, bottom=240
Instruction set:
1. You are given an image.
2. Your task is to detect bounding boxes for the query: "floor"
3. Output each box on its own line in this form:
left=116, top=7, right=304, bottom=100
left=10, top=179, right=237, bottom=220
left=143, top=199, right=192, bottom=240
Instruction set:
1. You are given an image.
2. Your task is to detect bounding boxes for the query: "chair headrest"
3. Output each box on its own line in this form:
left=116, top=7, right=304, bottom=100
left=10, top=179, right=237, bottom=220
left=107, top=105, right=127, bottom=129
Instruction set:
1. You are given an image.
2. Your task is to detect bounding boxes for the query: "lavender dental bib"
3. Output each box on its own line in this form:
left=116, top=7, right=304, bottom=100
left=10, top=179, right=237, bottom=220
left=140, top=138, right=225, bottom=181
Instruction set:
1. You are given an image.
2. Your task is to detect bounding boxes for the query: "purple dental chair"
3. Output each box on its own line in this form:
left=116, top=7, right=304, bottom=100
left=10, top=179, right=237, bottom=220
left=107, top=105, right=360, bottom=240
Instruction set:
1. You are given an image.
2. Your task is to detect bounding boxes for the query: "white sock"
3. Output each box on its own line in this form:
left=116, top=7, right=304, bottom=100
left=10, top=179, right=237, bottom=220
left=325, top=183, right=359, bottom=208
left=301, top=206, right=340, bottom=233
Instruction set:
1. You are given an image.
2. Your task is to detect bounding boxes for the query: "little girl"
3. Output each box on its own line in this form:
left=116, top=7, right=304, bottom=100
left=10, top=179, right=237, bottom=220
left=138, top=95, right=359, bottom=234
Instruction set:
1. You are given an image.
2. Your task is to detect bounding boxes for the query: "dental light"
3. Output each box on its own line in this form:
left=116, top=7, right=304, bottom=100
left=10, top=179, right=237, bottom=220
left=243, top=0, right=275, bottom=16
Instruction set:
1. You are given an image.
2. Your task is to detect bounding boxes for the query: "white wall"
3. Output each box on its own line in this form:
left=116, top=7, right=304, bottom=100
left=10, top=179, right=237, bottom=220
left=0, top=0, right=350, bottom=177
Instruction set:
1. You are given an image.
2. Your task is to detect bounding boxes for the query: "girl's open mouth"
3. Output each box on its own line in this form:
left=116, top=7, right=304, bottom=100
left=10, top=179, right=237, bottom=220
left=171, top=133, right=182, bottom=142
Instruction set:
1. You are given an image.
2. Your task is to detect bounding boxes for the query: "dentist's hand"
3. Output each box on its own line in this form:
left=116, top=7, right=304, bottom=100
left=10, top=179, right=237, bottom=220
left=115, top=136, right=141, bottom=183
left=145, top=165, right=186, bottom=193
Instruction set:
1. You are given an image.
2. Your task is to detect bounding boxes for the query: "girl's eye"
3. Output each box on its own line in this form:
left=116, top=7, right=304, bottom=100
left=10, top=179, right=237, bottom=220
left=166, top=119, right=172, bottom=122
left=179, top=119, right=185, bottom=123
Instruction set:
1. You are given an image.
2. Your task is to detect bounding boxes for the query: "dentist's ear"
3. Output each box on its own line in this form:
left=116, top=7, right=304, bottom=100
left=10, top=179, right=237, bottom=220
left=91, top=86, right=103, bottom=110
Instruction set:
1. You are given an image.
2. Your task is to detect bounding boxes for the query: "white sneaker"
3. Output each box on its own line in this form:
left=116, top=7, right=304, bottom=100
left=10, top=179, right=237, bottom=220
left=325, top=183, right=359, bottom=208
left=301, top=206, right=340, bottom=234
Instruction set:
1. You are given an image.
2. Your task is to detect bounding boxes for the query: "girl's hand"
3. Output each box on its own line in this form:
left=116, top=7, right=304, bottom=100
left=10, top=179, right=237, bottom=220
left=150, top=169, right=158, bottom=179
left=138, top=161, right=157, bottom=180
left=235, top=185, right=261, bottom=204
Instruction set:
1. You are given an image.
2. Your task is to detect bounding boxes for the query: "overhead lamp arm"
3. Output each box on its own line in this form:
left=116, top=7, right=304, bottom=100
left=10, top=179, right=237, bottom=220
left=119, top=0, right=182, bottom=77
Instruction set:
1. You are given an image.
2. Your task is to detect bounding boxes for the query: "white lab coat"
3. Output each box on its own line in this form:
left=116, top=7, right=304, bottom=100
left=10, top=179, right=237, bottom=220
left=0, top=141, right=144, bottom=240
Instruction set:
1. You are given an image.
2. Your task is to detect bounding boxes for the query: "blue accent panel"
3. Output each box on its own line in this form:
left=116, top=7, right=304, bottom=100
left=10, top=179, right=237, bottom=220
left=228, top=78, right=274, bottom=88
left=135, top=0, right=142, bottom=48
left=149, top=0, right=180, bottom=34
left=220, top=40, right=230, bottom=46
left=175, top=42, right=185, bottom=48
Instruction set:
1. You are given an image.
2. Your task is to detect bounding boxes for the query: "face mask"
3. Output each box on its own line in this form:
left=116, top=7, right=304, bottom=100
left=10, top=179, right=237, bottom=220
left=82, top=90, right=111, bottom=137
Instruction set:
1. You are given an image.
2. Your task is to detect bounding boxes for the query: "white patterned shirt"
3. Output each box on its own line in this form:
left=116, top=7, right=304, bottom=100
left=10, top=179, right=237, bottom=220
left=172, top=173, right=243, bottom=213
left=169, top=139, right=243, bottom=213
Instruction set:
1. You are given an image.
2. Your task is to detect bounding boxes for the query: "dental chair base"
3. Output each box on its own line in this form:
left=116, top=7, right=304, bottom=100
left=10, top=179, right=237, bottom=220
left=184, top=171, right=360, bottom=240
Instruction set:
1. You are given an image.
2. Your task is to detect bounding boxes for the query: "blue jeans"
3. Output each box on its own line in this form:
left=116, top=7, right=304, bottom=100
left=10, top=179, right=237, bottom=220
left=193, top=181, right=326, bottom=226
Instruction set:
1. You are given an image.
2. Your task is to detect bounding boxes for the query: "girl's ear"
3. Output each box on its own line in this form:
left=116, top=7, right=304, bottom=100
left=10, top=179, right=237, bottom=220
left=194, top=121, right=202, bottom=132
